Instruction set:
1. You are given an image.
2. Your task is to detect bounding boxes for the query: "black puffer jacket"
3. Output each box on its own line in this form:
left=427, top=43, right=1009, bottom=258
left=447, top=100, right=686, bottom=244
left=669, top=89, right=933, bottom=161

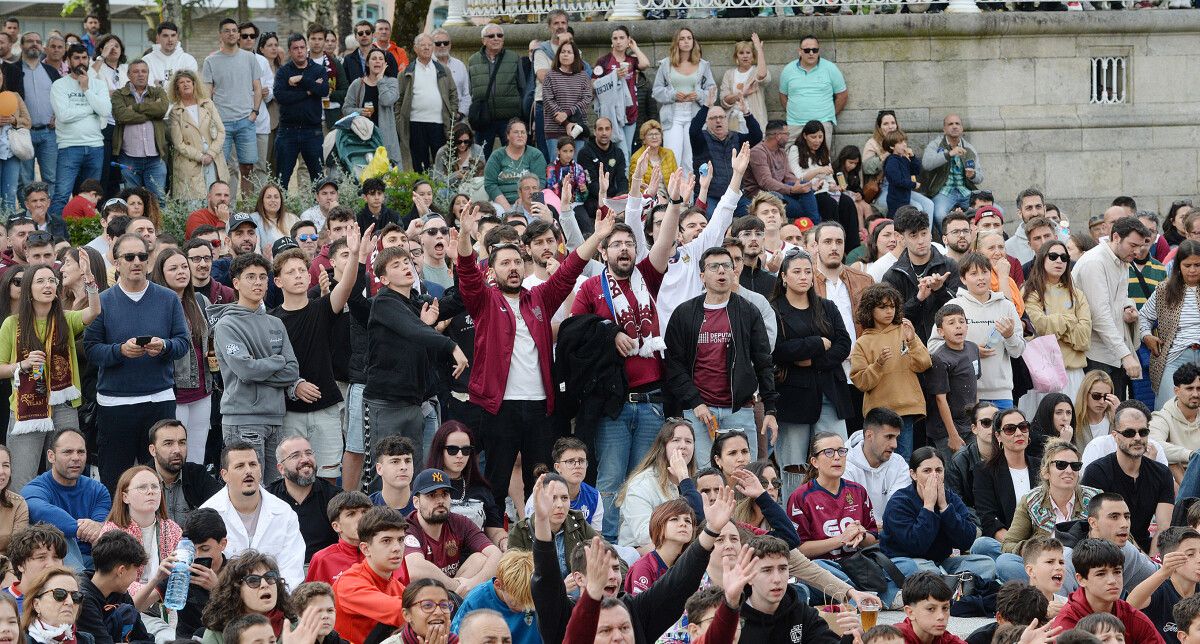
left=364, top=287, right=457, bottom=403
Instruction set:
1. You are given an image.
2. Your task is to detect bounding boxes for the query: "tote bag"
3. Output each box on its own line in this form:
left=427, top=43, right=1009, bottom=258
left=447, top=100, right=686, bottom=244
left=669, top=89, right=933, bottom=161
left=1024, top=334, right=1068, bottom=393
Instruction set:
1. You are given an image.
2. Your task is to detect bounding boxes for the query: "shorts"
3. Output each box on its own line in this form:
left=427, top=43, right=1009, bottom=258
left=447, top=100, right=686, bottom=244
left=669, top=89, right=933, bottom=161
left=344, top=383, right=365, bottom=454
left=283, top=405, right=344, bottom=478
left=223, top=117, right=258, bottom=165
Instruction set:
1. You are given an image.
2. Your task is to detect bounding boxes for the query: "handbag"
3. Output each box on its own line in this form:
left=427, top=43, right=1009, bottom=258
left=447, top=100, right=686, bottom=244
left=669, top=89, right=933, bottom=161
left=8, top=127, right=32, bottom=161
left=837, top=546, right=892, bottom=595
left=468, top=50, right=503, bottom=132
left=1024, top=334, right=1068, bottom=393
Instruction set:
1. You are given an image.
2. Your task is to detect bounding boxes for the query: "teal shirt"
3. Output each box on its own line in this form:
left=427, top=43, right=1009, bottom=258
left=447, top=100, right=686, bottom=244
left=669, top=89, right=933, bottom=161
left=483, top=145, right=548, bottom=203
left=778, top=58, right=846, bottom=126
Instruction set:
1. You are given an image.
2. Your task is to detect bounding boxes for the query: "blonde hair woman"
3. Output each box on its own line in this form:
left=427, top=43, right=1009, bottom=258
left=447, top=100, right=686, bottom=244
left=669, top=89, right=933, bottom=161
left=1074, top=370, right=1117, bottom=449
left=650, top=28, right=714, bottom=172
left=720, top=34, right=770, bottom=128
left=167, top=69, right=229, bottom=203
left=627, top=120, right=677, bottom=194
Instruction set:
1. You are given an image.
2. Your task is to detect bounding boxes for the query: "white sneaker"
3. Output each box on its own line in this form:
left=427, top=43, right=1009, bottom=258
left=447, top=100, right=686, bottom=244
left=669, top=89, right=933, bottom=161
left=890, top=590, right=905, bottom=610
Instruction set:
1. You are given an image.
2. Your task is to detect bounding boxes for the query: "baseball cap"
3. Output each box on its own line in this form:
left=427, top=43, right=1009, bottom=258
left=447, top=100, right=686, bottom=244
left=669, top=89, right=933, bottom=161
left=794, top=217, right=815, bottom=231
left=314, top=178, right=339, bottom=193
left=227, top=212, right=258, bottom=233
left=973, top=205, right=1004, bottom=224
left=412, top=469, right=453, bottom=495
left=272, top=236, right=300, bottom=255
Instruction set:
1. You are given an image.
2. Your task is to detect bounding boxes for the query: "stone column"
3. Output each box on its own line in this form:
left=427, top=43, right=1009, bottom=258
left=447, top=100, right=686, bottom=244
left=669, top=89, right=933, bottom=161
left=444, top=0, right=469, bottom=26
left=609, top=0, right=645, bottom=20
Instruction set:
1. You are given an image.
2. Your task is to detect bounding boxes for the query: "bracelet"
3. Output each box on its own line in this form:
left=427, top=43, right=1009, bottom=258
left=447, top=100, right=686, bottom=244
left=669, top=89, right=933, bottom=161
left=702, top=525, right=721, bottom=539
left=670, top=196, right=684, bottom=205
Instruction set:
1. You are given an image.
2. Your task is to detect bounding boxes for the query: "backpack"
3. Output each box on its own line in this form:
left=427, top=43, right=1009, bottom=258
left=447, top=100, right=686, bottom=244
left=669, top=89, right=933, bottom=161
left=101, top=601, right=141, bottom=643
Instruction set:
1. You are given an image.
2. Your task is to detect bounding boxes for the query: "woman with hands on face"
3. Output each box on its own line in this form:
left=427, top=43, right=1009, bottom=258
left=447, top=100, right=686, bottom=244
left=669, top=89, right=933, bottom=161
left=616, top=419, right=700, bottom=553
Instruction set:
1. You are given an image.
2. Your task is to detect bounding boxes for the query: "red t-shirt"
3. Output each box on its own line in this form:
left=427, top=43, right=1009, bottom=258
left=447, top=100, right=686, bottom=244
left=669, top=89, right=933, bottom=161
left=306, top=539, right=408, bottom=586
left=787, top=479, right=878, bottom=560
left=185, top=208, right=223, bottom=239
left=571, top=256, right=665, bottom=388
left=62, top=195, right=96, bottom=220
left=694, top=303, right=733, bottom=407
left=624, top=550, right=667, bottom=595
left=403, top=512, right=492, bottom=577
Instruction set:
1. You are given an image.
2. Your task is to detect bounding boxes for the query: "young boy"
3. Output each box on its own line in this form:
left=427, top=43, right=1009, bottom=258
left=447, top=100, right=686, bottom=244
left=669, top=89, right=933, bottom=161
left=291, top=582, right=344, bottom=643
left=356, top=178, right=402, bottom=232
left=62, top=178, right=102, bottom=220
left=1022, top=536, right=1068, bottom=618
left=965, top=582, right=1048, bottom=644
left=1051, top=538, right=1162, bottom=643
left=923, top=303, right=979, bottom=459
left=882, top=130, right=921, bottom=217
left=332, top=506, right=409, bottom=644
left=1174, top=594, right=1200, bottom=644
left=1078, top=613, right=1127, bottom=644
left=305, top=491, right=376, bottom=584
left=78, top=531, right=151, bottom=644
left=523, top=437, right=603, bottom=531
left=170, top=508, right=228, bottom=639
left=863, top=625, right=906, bottom=644
left=1127, top=527, right=1200, bottom=644
left=4, top=524, right=67, bottom=611
left=897, top=571, right=966, bottom=644
left=738, top=535, right=839, bottom=643
left=223, top=614, right=276, bottom=644
left=370, top=435, right=415, bottom=515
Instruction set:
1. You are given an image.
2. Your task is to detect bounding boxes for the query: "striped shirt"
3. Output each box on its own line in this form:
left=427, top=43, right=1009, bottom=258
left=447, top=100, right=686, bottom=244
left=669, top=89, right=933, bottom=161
left=1128, top=258, right=1167, bottom=308
left=1138, top=285, right=1200, bottom=364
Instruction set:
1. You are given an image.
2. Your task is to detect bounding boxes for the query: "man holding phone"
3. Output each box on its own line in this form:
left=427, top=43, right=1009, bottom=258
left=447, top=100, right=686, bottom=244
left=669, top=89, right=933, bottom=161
left=48, top=43, right=111, bottom=239
left=921, top=113, right=982, bottom=232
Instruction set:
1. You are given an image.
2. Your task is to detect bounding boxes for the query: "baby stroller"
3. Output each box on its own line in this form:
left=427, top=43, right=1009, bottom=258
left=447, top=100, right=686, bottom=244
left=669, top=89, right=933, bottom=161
left=323, top=113, right=389, bottom=182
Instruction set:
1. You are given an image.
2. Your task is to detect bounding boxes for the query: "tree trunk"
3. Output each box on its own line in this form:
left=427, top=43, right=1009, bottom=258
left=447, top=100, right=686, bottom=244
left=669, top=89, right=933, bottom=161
left=336, top=0, right=352, bottom=43
left=392, top=0, right=430, bottom=62
left=91, top=0, right=111, bottom=34
left=275, top=2, right=303, bottom=39
left=237, top=0, right=250, bottom=24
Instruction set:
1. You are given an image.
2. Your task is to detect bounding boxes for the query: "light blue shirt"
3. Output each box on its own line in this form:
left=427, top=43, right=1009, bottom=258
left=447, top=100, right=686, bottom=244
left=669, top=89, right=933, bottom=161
left=778, top=58, right=846, bottom=125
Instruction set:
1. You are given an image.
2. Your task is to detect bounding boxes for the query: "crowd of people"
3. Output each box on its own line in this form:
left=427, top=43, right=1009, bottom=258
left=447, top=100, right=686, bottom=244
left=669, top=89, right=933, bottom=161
left=0, top=8, right=1194, bottom=644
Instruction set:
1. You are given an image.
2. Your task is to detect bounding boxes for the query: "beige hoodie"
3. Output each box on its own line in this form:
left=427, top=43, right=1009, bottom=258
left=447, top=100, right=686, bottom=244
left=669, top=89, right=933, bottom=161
left=1149, top=396, right=1200, bottom=464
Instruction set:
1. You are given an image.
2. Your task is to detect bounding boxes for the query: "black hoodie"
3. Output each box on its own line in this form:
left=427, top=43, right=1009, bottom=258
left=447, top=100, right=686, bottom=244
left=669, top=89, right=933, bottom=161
left=882, top=247, right=962, bottom=344
left=739, top=585, right=841, bottom=644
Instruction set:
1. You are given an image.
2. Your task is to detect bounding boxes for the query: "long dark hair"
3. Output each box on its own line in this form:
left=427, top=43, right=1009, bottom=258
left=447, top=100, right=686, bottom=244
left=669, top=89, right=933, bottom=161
left=770, top=249, right=832, bottom=337
left=793, top=120, right=830, bottom=169
left=864, top=218, right=893, bottom=264
left=0, top=445, right=12, bottom=507
left=425, top=421, right=490, bottom=489
left=1163, top=240, right=1200, bottom=309
left=0, top=265, right=24, bottom=320
left=1030, top=392, right=1074, bottom=457
left=1022, top=240, right=1077, bottom=310
left=15, top=264, right=70, bottom=357
left=986, top=408, right=1028, bottom=469
left=835, top=145, right=863, bottom=192
left=254, top=184, right=292, bottom=235
left=79, top=246, right=109, bottom=291
left=202, top=550, right=293, bottom=631
left=151, top=247, right=206, bottom=339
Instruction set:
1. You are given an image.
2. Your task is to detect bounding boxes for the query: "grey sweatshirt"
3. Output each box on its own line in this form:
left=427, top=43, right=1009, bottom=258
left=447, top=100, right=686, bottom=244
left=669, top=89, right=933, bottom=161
left=208, top=302, right=299, bottom=426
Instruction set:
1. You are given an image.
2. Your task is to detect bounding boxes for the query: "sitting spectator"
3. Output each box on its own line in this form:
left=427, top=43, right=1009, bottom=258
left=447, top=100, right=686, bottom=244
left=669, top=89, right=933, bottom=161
left=146, top=419, right=222, bottom=527
left=483, top=119, right=546, bottom=214
left=370, top=436, right=415, bottom=514
left=4, top=523, right=67, bottom=611
left=288, top=582, right=348, bottom=644
left=1077, top=613, right=1128, bottom=644
left=1055, top=493, right=1159, bottom=595
left=1021, top=536, right=1069, bottom=620
left=61, top=179, right=102, bottom=220
left=508, top=473, right=597, bottom=578
left=946, top=401, right=997, bottom=526
left=77, top=531, right=152, bottom=644
left=21, top=565, right=92, bottom=644
left=389, top=579, right=457, bottom=644
left=451, top=550, right=538, bottom=642
left=172, top=508, right=229, bottom=639
left=199, top=551, right=289, bottom=644
left=265, top=436, right=342, bottom=563
left=523, top=438, right=602, bottom=532
left=425, top=422, right=506, bottom=546
left=624, top=499, right=695, bottom=595
left=738, top=534, right=841, bottom=644
left=616, top=420, right=698, bottom=551
left=21, top=428, right=111, bottom=570
left=1155, top=364, right=1200, bottom=487
left=404, top=468, right=502, bottom=596
left=894, top=571, right=967, bottom=644
left=1051, top=538, right=1161, bottom=640
left=922, top=114, right=982, bottom=229
left=98, top=465, right=182, bottom=611
left=332, top=506, right=409, bottom=644
left=963, top=581, right=1048, bottom=644
left=882, top=131, right=921, bottom=218
left=222, top=615, right=274, bottom=644
left=200, top=441, right=305, bottom=589
left=1126, top=526, right=1200, bottom=644
left=972, top=408, right=1040, bottom=548
left=0, top=446, right=28, bottom=552
left=843, top=408, right=910, bottom=527
left=1175, top=595, right=1200, bottom=644
left=305, top=491, right=374, bottom=585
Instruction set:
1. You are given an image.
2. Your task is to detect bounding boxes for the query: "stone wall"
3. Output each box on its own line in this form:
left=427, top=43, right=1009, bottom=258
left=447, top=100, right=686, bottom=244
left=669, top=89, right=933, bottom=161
left=447, top=11, right=1200, bottom=227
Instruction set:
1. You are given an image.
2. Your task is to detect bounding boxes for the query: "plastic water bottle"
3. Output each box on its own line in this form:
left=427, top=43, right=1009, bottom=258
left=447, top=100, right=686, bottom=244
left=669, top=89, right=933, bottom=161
left=987, top=327, right=1003, bottom=350
left=163, top=538, right=195, bottom=611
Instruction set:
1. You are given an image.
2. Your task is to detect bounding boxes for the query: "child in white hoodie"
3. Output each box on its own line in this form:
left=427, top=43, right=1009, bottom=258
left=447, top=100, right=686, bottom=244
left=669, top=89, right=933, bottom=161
left=928, top=252, right=1025, bottom=408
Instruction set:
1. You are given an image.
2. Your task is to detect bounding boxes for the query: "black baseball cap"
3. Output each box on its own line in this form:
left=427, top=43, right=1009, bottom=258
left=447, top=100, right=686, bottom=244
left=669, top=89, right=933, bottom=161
left=227, top=212, right=258, bottom=233
left=412, top=469, right=453, bottom=495
left=272, top=236, right=300, bottom=255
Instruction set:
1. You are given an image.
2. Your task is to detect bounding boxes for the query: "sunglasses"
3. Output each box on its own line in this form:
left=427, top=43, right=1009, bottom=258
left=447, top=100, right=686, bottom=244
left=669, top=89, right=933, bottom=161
left=444, top=445, right=474, bottom=456
left=1000, top=421, right=1030, bottom=436
left=1116, top=428, right=1151, bottom=439
left=38, top=588, right=83, bottom=603
left=434, top=40, right=450, bottom=46
left=356, top=30, right=372, bottom=36
left=1050, top=460, right=1083, bottom=472
left=801, top=47, right=819, bottom=54
left=1046, top=252, right=1069, bottom=262
left=456, top=138, right=472, bottom=146
left=484, top=33, right=504, bottom=39
left=240, top=33, right=257, bottom=40
left=297, top=234, right=319, bottom=242
left=121, top=252, right=150, bottom=262
left=1089, top=392, right=1109, bottom=401
left=761, top=478, right=783, bottom=490
left=424, top=227, right=451, bottom=236
left=975, top=417, right=993, bottom=428
left=243, top=571, right=281, bottom=588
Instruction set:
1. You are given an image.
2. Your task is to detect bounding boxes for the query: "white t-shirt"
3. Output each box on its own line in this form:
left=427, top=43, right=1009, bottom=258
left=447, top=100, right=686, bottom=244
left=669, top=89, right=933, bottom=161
left=503, top=295, right=546, bottom=400
left=824, top=275, right=857, bottom=381
left=1081, top=434, right=1170, bottom=469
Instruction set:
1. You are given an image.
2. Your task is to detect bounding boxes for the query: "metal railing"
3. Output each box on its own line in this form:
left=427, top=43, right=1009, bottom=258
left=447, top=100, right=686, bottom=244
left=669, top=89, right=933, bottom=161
left=445, top=0, right=977, bottom=22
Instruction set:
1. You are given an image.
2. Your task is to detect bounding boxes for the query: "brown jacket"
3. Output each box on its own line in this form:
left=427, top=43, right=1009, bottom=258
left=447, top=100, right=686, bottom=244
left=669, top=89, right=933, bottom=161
left=814, top=265, right=874, bottom=336
left=849, top=323, right=933, bottom=417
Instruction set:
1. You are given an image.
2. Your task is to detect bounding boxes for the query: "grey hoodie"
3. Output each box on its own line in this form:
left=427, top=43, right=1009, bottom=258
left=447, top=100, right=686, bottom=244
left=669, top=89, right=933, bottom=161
left=208, top=302, right=299, bottom=426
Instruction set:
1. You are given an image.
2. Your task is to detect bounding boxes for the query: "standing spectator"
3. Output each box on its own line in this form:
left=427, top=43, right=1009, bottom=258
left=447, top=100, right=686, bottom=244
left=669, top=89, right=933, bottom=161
left=45, top=35, right=68, bottom=75
left=594, top=26, right=650, bottom=162
left=883, top=206, right=961, bottom=344
left=202, top=18, right=262, bottom=198
left=256, top=33, right=283, bottom=180
left=141, top=22, right=196, bottom=88
left=1024, top=240, right=1092, bottom=398
left=1142, top=240, right=1200, bottom=410
left=87, top=34, right=127, bottom=198
left=265, top=435, right=342, bottom=563
left=720, top=34, right=770, bottom=128
left=542, top=40, right=592, bottom=159
left=343, top=49, right=400, bottom=162
left=1006, top=188, right=1047, bottom=266
left=186, top=238, right=236, bottom=306
left=0, top=446, right=28, bottom=553
left=83, top=234, right=190, bottom=490
left=691, top=102, right=761, bottom=218
left=11, top=31, right=58, bottom=191
left=778, top=35, right=847, bottom=146
left=169, top=70, right=228, bottom=204
left=651, top=28, right=713, bottom=173
left=372, top=20, right=408, bottom=69
left=432, top=28, right=470, bottom=121
left=398, top=34, right=457, bottom=174
left=237, top=23, right=275, bottom=187
left=111, top=60, right=167, bottom=204
left=249, top=184, right=298, bottom=255
left=49, top=43, right=109, bottom=239
left=307, top=26, right=345, bottom=132
left=483, top=120, right=546, bottom=213
left=627, top=120, right=675, bottom=195
left=80, top=14, right=101, bottom=57
left=22, top=428, right=111, bottom=569
left=210, top=253, right=300, bottom=484
left=343, top=21, right=398, bottom=86
left=922, top=114, right=982, bottom=229
left=1074, top=216, right=1152, bottom=399
left=272, top=34, right=327, bottom=189
left=467, top=25, right=521, bottom=158
left=577, top=118, right=627, bottom=224
left=0, top=65, right=28, bottom=210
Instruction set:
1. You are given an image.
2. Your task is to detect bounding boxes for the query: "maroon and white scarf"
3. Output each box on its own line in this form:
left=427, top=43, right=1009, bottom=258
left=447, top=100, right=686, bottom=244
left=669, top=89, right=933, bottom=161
left=601, top=267, right=665, bottom=357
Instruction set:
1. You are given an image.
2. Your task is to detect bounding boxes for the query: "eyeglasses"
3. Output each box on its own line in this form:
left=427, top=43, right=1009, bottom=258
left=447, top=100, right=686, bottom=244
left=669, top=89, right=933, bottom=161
left=410, top=247, right=424, bottom=256
left=1116, top=427, right=1151, bottom=439
left=37, top=589, right=82, bottom=603
left=121, top=252, right=150, bottom=262
left=282, top=449, right=314, bottom=463
left=945, top=228, right=971, bottom=237
left=814, top=447, right=849, bottom=459
left=607, top=241, right=636, bottom=250
left=415, top=600, right=453, bottom=613
left=703, top=261, right=733, bottom=272
left=737, top=230, right=765, bottom=239
left=297, top=234, right=319, bottom=242
left=242, top=571, right=281, bottom=588
left=1051, top=460, right=1083, bottom=472
left=558, top=457, right=587, bottom=467
left=801, top=47, right=819, bottom=54
left=1046, top=252, right=1069, bottom=262
left=424, top=227, right=450, bottom=236
left=187, top=255, right=214, bottom=264
left=130, top=482, right=161, bottom=493
left=975, top=417, right=993, bottom=428
left=31, top=276, right=59, bottom=286
left=356, top=30, right=372, bottom=36
left=1000, top=421, right=1030, bottom=436
left=1089, top=392, right=1109, bottom=401
left=434, top=40, right=450, bottom=46
left=445, top=445, right=474, bottom=456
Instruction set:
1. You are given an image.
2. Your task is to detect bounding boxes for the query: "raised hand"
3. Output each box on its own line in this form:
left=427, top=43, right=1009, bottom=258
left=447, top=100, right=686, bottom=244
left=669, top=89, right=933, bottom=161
left=703, top=485, right=736, bottom=532
left=356, top=224, right=376, bottom=263
left=730, top=468, right=765, bottom=498
left=420, top=299, right=440, bottom=326
left=731, top=142, right=751, bottom=177
left=666, top=168, right=686, bottom=202
left=646, top=165, right=663, bottom=198
left=598, top=163, right=610, bottom=201
left=583, top=535, right=614, bottom=600
left=722, top=545, right=759, bottom=608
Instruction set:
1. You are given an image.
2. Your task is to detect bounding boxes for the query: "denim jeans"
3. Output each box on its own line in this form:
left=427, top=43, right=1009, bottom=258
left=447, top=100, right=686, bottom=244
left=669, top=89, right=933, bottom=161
left=777, top=397, right=847, bottom=496
left=20, top=127, right=56, bottom=186
left=1157, top=348, right=1200, bottom=410
left=813, top=558, right=902, bottom=607
left=932, top=188, right=971, bottom=230
left=620, top=123, right=635, bottom=165
left=1177, top=449, right=1200, bottom=502
left=0, top=156, right=19, bottom=212
left=223, top=117, right=258, bottom=167
left=892, top=553, right=997, bottom=584
left=684, top=405, right=758, bottom=467
left=117, top=154, right=167, bottom=204
left=596, top=400, right=664, bottom=541
left=898, top=414, right=916, bottom=460
left=275, top=126, right=324, bottom=189
left=877, top=181, right=935, bottom=217
left=421, top=397, right=441, bottom=461
left=51, top=144, right=104, bottom=237
left=982, top=399, right=1014, bottom=411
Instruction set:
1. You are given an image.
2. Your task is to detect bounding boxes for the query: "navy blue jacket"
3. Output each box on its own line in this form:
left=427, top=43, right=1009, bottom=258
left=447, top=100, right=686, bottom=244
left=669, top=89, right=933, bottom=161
left=273, top=58, right=329, bottom=128
left=880, top=482, right=977, bottom=563
left=688, top=104, right=762, bottom=200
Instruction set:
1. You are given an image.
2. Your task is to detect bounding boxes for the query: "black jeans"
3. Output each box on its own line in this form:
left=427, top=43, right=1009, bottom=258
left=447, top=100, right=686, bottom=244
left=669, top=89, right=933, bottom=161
left=409, top=122, right=444, bottom=174
left=1087, top=358, right=1131, bottom=401
left=96, top=400, right=176, bottom=491
left=475, top=119, right=509, bottom=159
left=479, top=400, right=553, bottom=508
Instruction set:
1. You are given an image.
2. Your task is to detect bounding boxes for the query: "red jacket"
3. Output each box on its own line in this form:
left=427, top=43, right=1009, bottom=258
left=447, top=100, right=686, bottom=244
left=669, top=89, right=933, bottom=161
left=307, top=539, right=407, bottom=586
left=896, top=616, right=967, bottom=644
left=332, top=560, right=407, bottom=644
left=1051, top=588, right=1164, bottom=644
left=456, top=249, right=586, bottom=415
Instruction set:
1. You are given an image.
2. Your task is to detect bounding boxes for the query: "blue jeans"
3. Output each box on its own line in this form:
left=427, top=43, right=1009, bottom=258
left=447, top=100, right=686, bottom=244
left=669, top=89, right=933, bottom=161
left=813, top=558, right=902, bottom=607
left=596, top=400, right=664, bottom=541
left=932, top=188, right=971, bottom=231
left=1157, top=348, right=1200, bottom=410
left=0, top=156, right=19, bottom=212
left=774, top=190, right=818, bottom=221
left=421, top=398, right=440, bottom=462
left=982, top=399, right=1014, bottom=411
left=223, top=117, right=258, bottom=167
left=117, top=154, right=167, bottom=205
left=777, top=398, right=848, bottom=497
left=898, top=415, right=916, bottom=460
left=51, top=145, right=103, bottom=237
left=20, top=127, right=56, bottom=186
left=684, top=406, right=758, bottom=467
left=877, top=182, right=935, bottom=217
left=275, top=126, right=324, bottom=189
left=1177, top=449, right=1200, bottom=502
left=971, top=537, right=1026, bottom=583
left=893, top=553, right=997, bottom=585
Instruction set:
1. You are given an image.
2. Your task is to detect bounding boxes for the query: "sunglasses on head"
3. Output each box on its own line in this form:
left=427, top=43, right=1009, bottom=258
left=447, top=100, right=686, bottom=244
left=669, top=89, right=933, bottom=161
left=1046, top=251, right=1069, bottom=262
left=1051, top=460, right=1083, bottom=472
left=444, top=445, right=474, bottom=456
left=1116, top=428, right=1150, bottom=439
left=242, top=571, right=281, bottom=588
left=121, top=252, right=150, bottom=262
left=1000, top=421, right=1030, bottom=436
left=297, top=234, right=319, bottom=242
left=39, top=588, right=83, bottom=603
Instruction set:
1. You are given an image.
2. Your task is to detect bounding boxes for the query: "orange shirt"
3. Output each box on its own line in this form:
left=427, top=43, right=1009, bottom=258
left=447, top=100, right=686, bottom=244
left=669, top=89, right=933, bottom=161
left=377, top=40, right=408, bottom=68
left=332, top=560, right=407, bottom=644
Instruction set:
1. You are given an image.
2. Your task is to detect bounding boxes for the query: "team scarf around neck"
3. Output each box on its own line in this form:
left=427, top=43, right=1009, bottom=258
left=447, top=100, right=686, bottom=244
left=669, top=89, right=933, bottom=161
left=601, top=266, right=665, bottom=358
left=12, top=317, right=78, bottom=435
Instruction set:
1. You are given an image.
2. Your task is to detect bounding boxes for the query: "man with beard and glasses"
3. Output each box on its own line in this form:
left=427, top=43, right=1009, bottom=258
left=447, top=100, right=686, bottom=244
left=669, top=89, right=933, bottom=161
left=941, top=210, right=974, bottom=264
left=202, top=441, right=305, bottom=588
left=569, top=168, right=684, bottom=541
left=147, top=419, right=220, bottom=526
left=1083, top=401, right=1175, bottom=556
left=455, top=196, right=614, bottom=512
left=266, top=436, right=341, bottom=562
left=404, top=468, right=501, bottom=596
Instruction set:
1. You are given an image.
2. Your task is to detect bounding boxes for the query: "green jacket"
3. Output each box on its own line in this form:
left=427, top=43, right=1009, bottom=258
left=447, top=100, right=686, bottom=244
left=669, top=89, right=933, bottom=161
left=508, top=508, right=596, bottom=575
left=467, top=47, right=522, bottom=122
left=111, top=84, right=169, bottom=157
